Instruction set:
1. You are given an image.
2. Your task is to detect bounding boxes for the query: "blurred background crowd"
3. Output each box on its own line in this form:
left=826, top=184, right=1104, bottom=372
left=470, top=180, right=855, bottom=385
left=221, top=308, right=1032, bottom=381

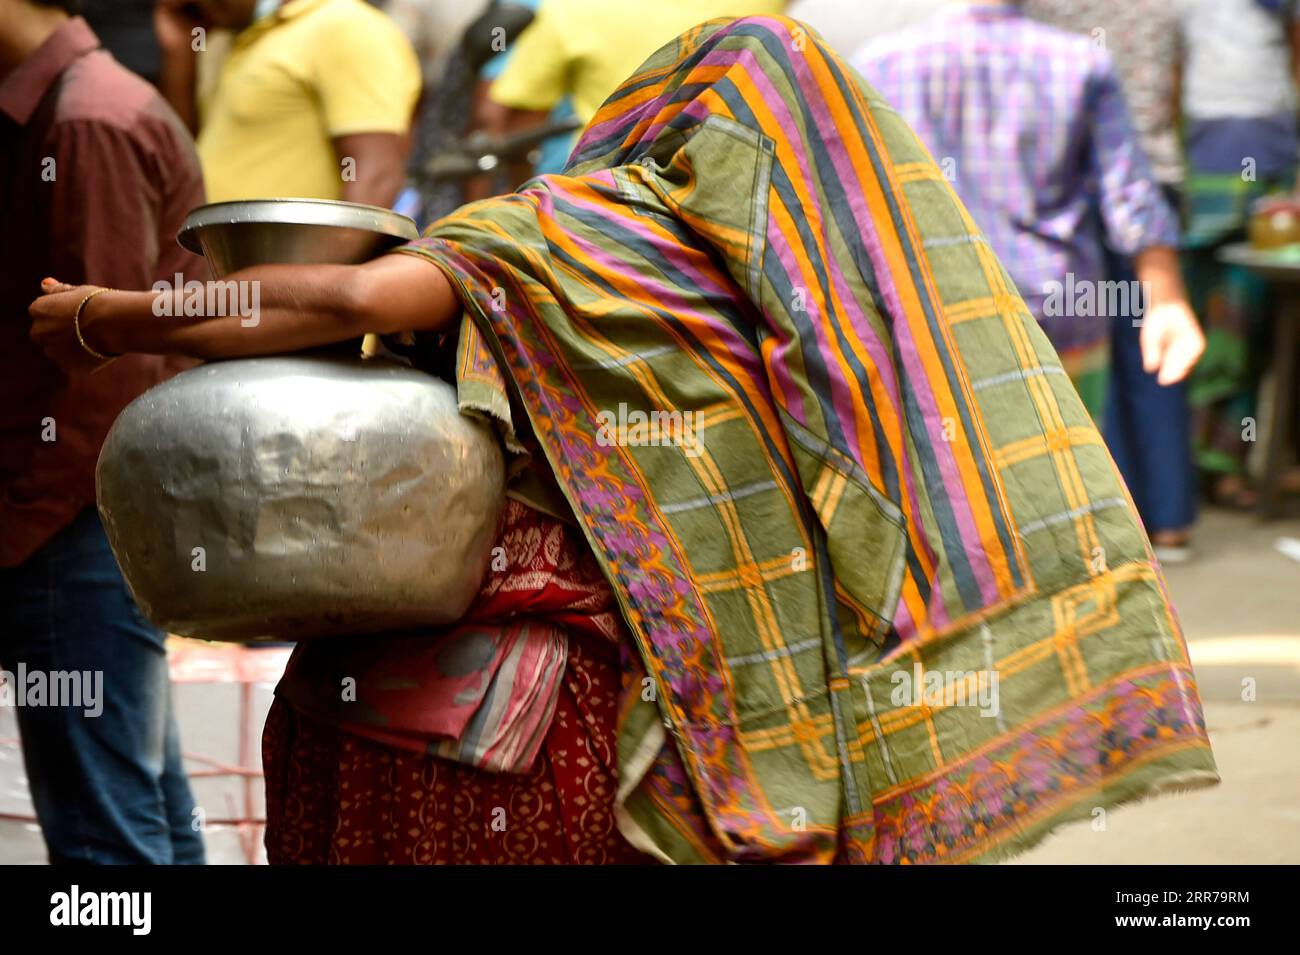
left=2, top=0, right=1299, bottom=865
left=47, top=0, right=1300, bottom=550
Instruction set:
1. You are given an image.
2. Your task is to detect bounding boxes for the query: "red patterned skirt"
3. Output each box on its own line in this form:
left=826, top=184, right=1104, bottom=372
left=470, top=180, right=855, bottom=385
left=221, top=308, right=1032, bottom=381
left=262, top=632, right=654, bottom=865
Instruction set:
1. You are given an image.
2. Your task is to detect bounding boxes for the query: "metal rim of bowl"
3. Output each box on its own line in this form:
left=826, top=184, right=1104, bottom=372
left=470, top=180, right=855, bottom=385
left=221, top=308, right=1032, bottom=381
left=177, top=198, right=420, bottom=255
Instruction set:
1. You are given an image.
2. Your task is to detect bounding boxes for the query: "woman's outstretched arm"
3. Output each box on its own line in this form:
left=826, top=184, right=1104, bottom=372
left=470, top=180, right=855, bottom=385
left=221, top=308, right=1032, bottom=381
left=29, top=252, right=460, bottom=370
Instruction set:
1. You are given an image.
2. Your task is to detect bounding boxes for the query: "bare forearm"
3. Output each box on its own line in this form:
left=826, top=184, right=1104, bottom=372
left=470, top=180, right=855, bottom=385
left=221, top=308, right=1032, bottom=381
left=83, top=256, right=459, bottom=359
left=159, top=48, right=199, bottom=134
left=335, top=133, right=410, bottom=208
left=1134, top=245, right=1188, bottom=308
left=85, top=264, right=367, bottom=359
left=342, top=168, right=407, bottom=208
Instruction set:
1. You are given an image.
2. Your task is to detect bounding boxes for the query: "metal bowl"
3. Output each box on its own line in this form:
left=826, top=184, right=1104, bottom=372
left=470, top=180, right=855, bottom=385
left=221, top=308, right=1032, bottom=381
left=178, top=198, right=420, bottom=278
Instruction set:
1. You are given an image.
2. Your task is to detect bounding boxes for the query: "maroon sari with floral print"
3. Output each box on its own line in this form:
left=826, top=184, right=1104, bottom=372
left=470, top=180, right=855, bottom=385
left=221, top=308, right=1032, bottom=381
left=263, top=499, right=654, bottom=864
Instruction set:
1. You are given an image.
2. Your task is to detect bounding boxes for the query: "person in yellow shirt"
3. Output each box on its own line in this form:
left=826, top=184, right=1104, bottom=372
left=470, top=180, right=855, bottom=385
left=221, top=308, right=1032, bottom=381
left=481, top=0, right=785, bottom=185
left=489, top=0, right=787, bottom=127
left=156, top=0, right=421, bottom=205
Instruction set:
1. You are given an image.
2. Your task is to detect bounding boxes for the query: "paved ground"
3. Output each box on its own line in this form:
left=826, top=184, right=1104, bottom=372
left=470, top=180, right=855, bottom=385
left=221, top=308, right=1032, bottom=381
left=1016, top=508, right=1300, bottom=864
left=2, top=508, right=1298, bottom=864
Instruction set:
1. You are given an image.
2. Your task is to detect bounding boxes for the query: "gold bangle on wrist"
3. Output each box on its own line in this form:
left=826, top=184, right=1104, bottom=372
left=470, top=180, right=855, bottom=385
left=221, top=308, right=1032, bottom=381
left=74, top=287, right=119, bottom=361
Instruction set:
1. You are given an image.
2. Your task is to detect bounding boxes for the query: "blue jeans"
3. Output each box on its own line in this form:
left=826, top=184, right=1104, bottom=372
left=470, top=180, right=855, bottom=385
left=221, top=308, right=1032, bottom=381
left=0, top=508, right=204, bottom=864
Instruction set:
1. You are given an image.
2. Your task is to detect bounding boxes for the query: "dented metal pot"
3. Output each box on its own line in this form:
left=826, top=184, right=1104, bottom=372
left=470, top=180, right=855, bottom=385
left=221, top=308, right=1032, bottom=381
left=97, top=355, right=505, bottom=642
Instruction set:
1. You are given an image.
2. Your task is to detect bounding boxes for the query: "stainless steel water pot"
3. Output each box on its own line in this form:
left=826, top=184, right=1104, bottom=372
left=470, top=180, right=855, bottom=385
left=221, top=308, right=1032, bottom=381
left=97, top=356, right=505, bottom=641
left=96, top=200, right=506, bottom=642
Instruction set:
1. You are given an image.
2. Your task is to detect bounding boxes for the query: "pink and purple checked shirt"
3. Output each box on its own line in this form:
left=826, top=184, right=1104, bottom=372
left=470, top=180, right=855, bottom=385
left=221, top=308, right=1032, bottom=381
left=852, top=2, right=1178, bottom=352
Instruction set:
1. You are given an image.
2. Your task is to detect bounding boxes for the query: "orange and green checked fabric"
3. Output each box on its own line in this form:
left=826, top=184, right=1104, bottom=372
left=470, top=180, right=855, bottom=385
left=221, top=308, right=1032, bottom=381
left=400, top=15, right=1218, bottom=863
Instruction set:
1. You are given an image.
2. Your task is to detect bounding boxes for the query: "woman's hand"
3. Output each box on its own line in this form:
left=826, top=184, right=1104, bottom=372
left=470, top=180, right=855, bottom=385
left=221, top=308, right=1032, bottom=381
left=29, top=278, right=117, bottom=374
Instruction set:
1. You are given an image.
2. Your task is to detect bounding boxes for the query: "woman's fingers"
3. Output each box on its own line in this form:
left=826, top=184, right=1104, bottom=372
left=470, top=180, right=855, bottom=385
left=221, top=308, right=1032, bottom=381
left=41, top=277, right=78, bottom=295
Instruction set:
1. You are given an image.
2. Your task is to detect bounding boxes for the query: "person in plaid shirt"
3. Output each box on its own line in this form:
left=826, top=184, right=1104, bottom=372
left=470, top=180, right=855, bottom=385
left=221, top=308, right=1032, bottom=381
left=1022, top=0, right=1198, bottom=561
left=853, top=0, right=1204, bottom=422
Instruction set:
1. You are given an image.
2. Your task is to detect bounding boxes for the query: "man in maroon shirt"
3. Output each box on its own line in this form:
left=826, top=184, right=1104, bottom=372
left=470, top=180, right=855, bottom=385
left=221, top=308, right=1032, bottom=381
left=0, top=0, right=205, bottom=863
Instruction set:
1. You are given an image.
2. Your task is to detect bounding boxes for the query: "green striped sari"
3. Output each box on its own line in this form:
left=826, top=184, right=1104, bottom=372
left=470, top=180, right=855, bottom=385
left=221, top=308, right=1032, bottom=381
left=398, top=15, right=1217, bottom=863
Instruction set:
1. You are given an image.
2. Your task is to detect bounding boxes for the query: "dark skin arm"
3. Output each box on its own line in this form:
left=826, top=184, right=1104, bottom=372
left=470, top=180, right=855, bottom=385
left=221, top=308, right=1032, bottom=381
left=154, top=0, right=203, bottom=134
left=500, top=106, right=551, bottom=192
left=463, top=79, right=507, bottom=202
left=335, top=132, right=411, bottom=208
left=28, top=254, right=460, bottom=371
left=470, top=96, right=550, bottom=198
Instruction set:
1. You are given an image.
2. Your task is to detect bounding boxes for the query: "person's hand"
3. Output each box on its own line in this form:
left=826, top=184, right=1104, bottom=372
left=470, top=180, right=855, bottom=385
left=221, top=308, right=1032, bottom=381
left=1140, top=299, right=1205, bottom=386
left=29, top=279, right=116, bottom=374
left=154, top=0, right=205, bottom=55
